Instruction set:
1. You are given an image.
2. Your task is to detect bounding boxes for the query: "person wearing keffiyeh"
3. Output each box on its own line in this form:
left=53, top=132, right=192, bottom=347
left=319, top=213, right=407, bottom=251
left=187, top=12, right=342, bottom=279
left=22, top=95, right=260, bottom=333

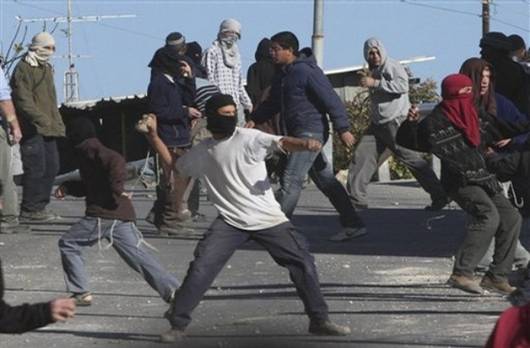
left=203, top=19, right=252, bottom=126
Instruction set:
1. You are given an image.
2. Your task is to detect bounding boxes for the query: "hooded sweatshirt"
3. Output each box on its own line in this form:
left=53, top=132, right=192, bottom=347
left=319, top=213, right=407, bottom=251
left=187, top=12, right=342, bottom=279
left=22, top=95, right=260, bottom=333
left=61, top=138, right=136, bottom=222
left=364, top=38, right=411, bottom=125
left=251, top=55, right=350, bottom=138
left=246, top=38, right=276, bottom=105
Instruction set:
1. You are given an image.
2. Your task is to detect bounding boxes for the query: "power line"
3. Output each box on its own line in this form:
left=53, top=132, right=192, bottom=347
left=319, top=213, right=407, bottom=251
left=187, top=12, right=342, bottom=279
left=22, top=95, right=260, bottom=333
left=401, top=0, right=529, bottom=33
left=400, top=0, right=481, bottom=18
left=490, top=16, right=530, bottom=32
left=12, top=0, right=64, bottom=16
left=95, top=22, right=160, bottom=41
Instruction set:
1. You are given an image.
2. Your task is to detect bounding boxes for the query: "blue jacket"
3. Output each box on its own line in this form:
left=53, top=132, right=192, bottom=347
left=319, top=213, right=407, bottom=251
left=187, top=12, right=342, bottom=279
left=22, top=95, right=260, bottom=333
left=496, top=92, right=529, bottom=148
left=147, top=70, right=195, bottom=147
left=251, top=57, right=350, bottom=138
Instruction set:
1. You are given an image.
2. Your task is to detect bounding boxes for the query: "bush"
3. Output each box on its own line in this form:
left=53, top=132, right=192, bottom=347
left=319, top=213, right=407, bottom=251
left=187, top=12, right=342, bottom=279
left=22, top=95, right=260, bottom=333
left=333, top=78, right=439, bottom=180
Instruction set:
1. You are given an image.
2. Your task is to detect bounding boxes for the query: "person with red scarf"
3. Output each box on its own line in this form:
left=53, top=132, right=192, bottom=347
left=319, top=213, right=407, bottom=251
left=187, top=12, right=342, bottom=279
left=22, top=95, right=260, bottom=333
left=397, top=74, right=530, bottom=295
left=459, top=57, right=530, bottom=273
left=485, top=302, right=530, bottom=348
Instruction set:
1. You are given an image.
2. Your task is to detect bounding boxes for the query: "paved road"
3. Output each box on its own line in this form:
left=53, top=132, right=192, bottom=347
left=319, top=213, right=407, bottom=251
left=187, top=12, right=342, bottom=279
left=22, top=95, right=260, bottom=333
left=2, top=181, right=524, bottom=347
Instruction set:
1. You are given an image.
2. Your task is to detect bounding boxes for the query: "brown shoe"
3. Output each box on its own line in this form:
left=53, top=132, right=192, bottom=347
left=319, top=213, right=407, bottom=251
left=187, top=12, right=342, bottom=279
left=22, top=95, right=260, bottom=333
left=447, top=274, right=484, bottom=294
left=480, top=274, right=516, bottom=295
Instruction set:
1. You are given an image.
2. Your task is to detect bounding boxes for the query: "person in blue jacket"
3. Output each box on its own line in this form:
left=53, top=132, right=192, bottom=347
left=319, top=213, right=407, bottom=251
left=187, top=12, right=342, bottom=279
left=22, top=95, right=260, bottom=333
left=248, top=31, right=365, bottom=242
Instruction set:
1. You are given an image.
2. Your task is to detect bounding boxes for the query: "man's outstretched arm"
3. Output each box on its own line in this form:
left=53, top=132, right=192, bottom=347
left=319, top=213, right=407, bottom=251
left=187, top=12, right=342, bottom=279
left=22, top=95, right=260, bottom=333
left=279, top=136, right=322, bottom=153
left=140, top=114, right=174, bottom=168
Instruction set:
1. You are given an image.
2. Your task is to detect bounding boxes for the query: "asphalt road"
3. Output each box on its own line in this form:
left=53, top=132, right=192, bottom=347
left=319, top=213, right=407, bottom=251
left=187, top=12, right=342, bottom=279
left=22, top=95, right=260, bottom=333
left=1, top=181, right=523, bottom=348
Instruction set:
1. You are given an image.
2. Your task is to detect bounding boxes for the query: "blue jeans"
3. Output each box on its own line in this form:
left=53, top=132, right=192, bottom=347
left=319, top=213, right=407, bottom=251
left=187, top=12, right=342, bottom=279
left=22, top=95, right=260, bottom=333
left=20, top=134, right=59, bottom=212
left=276, top=132, right=363, bottom=228
left=59, top=217, right=179, bottom=302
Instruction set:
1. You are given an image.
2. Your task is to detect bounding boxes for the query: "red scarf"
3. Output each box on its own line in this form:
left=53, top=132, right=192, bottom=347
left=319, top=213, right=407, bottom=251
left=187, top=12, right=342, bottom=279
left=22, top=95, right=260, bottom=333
left=440, top=74, right=481, bottom=147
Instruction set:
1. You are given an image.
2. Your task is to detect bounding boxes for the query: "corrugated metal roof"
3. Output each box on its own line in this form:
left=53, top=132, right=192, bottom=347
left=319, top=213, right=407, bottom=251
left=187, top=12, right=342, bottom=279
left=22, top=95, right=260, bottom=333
left=325, top=56, right=435, bottom=76
left=61, top=93, right=146, bottom=110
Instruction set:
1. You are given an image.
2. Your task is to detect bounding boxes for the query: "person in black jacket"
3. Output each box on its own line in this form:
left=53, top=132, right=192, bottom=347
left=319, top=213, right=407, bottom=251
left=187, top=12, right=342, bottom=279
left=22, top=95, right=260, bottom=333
left=480, top=32, right=528, bottom=115
left=0, top=258, right=76, bottom=333
left=0, top=182, right=76, bottom=332
left=246, top=38, right=276, bottom=106
left=397, top=74, right=530, bottom=296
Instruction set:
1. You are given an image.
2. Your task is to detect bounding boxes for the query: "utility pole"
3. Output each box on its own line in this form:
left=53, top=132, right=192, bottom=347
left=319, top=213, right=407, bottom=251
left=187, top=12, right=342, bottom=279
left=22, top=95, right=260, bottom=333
left=312, top=0, right=334, bottom=163
left=312, top=0, right=324, bottom=68
left=16, top=0, right=135, bottom=103
left=64, top=0, right=79, bottom=103
left=482, top=0, right=490, bottom=36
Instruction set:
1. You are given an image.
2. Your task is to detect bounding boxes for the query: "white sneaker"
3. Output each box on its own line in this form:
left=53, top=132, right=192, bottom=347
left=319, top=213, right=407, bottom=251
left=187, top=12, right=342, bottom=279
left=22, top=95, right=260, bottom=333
left=329, top=226, right=367, bottom=242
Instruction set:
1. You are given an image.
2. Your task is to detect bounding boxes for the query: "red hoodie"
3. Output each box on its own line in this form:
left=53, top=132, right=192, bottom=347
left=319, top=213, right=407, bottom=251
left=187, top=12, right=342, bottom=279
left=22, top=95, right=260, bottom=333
left=485, top=304, right=530, bottom=348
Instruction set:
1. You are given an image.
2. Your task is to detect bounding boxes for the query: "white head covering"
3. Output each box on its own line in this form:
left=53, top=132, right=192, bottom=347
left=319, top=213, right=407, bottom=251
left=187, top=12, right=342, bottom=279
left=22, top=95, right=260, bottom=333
left=219, top=19, right=241, bottom=39
left=25, top=32, right=55, bottom=66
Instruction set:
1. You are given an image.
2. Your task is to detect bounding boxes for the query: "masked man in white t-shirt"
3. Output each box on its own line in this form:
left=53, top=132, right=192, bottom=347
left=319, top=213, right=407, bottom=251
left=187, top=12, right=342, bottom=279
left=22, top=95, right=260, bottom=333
left=142, top=94, right=351, bottom=343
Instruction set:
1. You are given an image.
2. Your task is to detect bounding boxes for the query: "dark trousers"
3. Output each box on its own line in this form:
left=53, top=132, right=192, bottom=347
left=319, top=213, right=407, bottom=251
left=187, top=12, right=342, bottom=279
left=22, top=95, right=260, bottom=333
left=20, top=135, right=59, bottom=212
left=451, top=185, right=521, bottom=281
left=167, top=218, right=329, bottom=329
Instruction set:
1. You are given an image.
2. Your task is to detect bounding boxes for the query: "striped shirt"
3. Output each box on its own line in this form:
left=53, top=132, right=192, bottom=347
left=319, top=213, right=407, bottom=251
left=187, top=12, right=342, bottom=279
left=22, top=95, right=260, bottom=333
left=194, top=77, right=220, bottom=114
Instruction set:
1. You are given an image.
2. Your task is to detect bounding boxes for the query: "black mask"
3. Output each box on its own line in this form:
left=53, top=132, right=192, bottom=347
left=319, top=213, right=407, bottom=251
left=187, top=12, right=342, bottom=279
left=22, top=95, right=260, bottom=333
left=207, top=114, right=237, bottom=136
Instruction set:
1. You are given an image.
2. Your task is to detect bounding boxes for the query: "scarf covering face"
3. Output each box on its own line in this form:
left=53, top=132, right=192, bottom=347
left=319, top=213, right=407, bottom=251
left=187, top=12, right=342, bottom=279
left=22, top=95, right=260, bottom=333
left=206, top=94, right=238, bottom=135
left=215, top=38, right=240, bottom=69
left=440, top=74, right=481, bottom=147
left=459, top=57, right=497, bottom=116
left=148, top=46, right=186, bottom=78
left=24, top=32, right=55, bottom=67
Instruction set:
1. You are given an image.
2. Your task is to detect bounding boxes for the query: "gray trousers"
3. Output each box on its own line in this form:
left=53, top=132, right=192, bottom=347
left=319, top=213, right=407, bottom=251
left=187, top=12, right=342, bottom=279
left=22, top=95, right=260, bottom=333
left=451, top=186, right=521, bottom=281
left=479, top=236, right=530, bottom=270
left=0, top=127, right=18, bottom=221
left=167, top=218, right=329, bottom=329
left=59, top=217, right=179, bottom=302
left=348, top=120, right=446, bottom=207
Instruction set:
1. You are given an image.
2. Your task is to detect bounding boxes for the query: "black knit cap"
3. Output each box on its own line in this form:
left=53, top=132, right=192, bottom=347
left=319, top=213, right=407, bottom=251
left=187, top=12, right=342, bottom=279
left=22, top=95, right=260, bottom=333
left=479, top=32, right=512, bottom=51
left=205, top=94, right=237, bottom=117
left=67, top=117, right=97, bottom=147
left=185, top=41, right=203, bottom=65
left=508, top=34, right=526, bottom=51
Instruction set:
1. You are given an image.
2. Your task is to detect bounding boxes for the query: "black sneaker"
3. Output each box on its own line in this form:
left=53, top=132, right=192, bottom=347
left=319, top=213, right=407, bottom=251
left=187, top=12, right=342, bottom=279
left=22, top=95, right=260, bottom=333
left=160, top=328, right=185, bottom=343
left=309, top=320, right=351, bottom=336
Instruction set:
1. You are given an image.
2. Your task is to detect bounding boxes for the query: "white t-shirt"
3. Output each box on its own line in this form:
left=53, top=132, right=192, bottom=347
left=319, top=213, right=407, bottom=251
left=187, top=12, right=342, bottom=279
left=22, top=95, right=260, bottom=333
left=176, top=127, right=289, bottom=230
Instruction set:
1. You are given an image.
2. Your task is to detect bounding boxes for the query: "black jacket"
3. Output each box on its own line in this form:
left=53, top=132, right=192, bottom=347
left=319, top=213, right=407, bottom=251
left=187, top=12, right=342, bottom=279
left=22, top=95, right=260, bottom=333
left=147, top=70, right=195, bottom=147
left=246, top=38, right=276, bottom=106
left=0, top=259, right=52, bottom=333
left=486, top=53, right=528, bottom=115
left=397, top=106, right=530, bottom=194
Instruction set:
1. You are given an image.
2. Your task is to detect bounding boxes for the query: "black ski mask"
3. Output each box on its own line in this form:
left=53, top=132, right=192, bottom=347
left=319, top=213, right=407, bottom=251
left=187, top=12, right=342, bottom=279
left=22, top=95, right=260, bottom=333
left=205, top=94, right=238, bottom=136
